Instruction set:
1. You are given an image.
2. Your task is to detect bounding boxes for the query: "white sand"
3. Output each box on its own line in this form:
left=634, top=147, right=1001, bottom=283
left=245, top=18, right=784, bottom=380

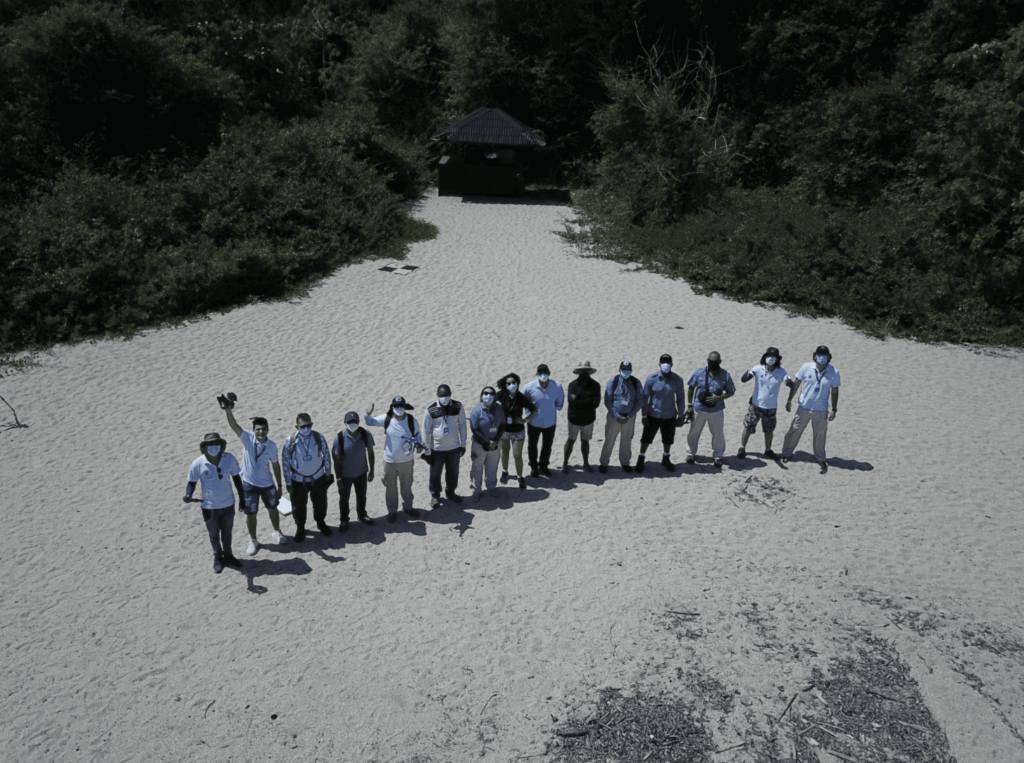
left=2, top=189, right=1023, bottom=762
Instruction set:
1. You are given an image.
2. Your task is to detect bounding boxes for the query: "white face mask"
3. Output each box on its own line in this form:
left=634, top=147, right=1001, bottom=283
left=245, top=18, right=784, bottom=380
left=620, top=370, right=632, bottom=379
left=506, top=383, right=518, bottom=393
left=346, top=423, right=358, bottom=432
left=538, top=374, right=549, bottom=383
left=660, top=363, right=672, bottom=374
left=206, top=445, right=221, bottom=456
left=816, top=355, right=829, bottom=365
left=765, top=357, right=777, bottom=366
left=439, top=396, right=451, bottom=406
left=482, top=394, right=495, bottom=405
left=393, top=407, right=405, bottom=417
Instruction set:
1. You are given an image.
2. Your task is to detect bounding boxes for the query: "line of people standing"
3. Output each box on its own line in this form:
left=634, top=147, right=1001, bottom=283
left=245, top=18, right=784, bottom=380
left=183, top=346, right=841, bottom=574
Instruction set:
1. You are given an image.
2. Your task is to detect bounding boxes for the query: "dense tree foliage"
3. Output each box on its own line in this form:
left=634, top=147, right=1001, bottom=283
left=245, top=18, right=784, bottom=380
left=2, top=0, right=1022, bottom=353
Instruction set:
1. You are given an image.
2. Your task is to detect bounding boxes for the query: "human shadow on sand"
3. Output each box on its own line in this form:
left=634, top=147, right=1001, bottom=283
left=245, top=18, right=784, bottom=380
left=241, top=556, right=313, bottom=595
left=773, top=452, right=874, bottom=471
left=322, top=514, right=429, bottom=548
left=419, top=501, right=476, bottom=537
left=465, top=487, right=553, bottom=512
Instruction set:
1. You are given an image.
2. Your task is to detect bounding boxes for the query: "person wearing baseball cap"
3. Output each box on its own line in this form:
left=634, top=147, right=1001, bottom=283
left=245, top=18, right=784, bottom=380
left=422, top=384, right=467, bottom=507
left=522, top=364, right=565, bottom=478
left=737, top=347, right=792, bottom=459
left=332, top=411, right=376, bottom=531
left=781, top=345, right=841, bottom=473
left=599, top=361, right=642, bottom=473
left=685, top=351, right=737, bottom=468
left=562, top=361, right=602, bottom=474
left=636, top=354, right=688, bottom=473
left=365, top=396, right=424, bottom=521
left=184, top=433, right=244, bottom=574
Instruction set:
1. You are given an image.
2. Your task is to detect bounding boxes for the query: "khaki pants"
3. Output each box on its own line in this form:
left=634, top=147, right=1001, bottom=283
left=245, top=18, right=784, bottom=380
left=686, top=410, right=726, bottom=458
left=382, top=460, right=414, bottom=514
left=599, top=413, right=636, bottom=466
left=470, top=441, right=501, bottom=494
left=782, top=407, right=828, bottom=462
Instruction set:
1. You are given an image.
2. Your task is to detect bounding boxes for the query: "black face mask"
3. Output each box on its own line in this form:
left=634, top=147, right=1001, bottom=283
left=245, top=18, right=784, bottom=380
left=707, top=361, right=721, bottom=372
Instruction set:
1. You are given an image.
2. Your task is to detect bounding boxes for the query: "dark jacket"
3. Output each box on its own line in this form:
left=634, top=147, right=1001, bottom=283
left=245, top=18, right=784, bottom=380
left=495, top=390, right=537, bottom=434
left=567, top=375, right=602, bottom=426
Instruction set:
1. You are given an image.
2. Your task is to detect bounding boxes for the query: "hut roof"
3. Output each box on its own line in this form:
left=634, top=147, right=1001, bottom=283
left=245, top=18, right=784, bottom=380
left=431, top=107, right=546, bottom=147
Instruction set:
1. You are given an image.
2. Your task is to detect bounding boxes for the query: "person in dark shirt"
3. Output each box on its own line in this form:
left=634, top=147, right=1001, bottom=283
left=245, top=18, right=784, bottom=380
left=496, top=372, right=538, bottom=489
left=562, top=361, right=602, bottom=474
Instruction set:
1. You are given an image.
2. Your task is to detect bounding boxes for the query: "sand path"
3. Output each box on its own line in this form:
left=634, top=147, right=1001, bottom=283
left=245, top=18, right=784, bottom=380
left=2, top=190, right=1022, bottom=762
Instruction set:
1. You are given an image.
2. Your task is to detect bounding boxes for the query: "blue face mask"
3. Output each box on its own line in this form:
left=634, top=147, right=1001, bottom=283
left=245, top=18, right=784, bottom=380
left=482, top=394, right=495, bottom=405
left=660, top=363, right=672, bottom=374
left=816, top=355, right=829, bottom=365
left=206, top=445, right=221, bottom=456
left=438, top=396, right=451, bottom=406
left=393, top=407, right=405, bottom=416
left=346, top=423, right=358, bottom=432
left=620, top=370, right=632, bottom=379
left=506, top=383, right=518, bottom=393
left=538, top=374, right=549, bottom=383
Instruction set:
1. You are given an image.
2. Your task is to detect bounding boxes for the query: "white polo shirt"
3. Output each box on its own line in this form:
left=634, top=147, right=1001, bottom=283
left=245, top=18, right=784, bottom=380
left=748, top=365, right=791, bottom=409
left=239, top=430, right=278, bottom=488
left=796, top=362, right=841, bottom=412
left=188, top=453, right=240, bottom=510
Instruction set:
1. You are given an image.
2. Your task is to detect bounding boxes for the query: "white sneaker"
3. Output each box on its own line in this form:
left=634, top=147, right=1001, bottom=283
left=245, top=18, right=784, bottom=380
left=271, top=530, right=288, bottom=544
left=245, top=538, right=259, bottom=556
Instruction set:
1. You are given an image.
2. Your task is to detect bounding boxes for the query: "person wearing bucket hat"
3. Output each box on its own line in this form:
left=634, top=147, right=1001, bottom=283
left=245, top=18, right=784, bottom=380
left=495, top=373, right=538, bottom=490
left=562, top=361, right=602, bottom=474
left=282, top=413, right=334, bottom=542
left=685, top=351, right=736, bottom=468
left=737, top=347, right=792, bottom=459
left=184, top=433, right=244, bottom=573
left=523, top=364, right=565, bottom=478
left=332, top=411, right=376, bottom=531
left=599, top=361, right=642, bottom=473
left=365, top=396, right=424, bottom=521
left=637, top=354, right=688, bottom=473
left=422, top=384, right=467, bottom=507
left=223, top=402, right=288, bottom=554
left=781, top=346, right=841, bottom=473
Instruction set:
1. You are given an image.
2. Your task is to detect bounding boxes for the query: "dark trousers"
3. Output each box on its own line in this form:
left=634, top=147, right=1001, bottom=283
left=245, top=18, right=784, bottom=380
left=202, top=507, right=234, bottom=557
left=338, top=473, right=368, bottom=522
left=291, top=477, right=329, bottom=529
left=429, top=448, right=461, bottom=496
left=640, top=416, right=677, bottom=449
left=527, top=424, right=556, bottom=469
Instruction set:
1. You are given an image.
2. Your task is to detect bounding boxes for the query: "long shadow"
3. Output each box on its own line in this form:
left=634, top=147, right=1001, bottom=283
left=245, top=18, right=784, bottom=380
left=466, top=487, right=552, bottom=512
left=240, top=556, right=313, bottom=595
left=780, top=452, right=874, bottom=471
left=420, top=501, right=476, bottom=537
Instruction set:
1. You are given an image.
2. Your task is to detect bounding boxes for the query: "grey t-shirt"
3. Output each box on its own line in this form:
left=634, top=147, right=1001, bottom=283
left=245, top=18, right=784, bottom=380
left=332, top=428, right=376, bottom=478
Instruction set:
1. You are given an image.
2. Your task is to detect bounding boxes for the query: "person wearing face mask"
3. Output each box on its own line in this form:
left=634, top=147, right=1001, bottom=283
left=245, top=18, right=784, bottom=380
left=737, top=347, right=792, bottom=459
left=282, top=413, right=334, bottom=542
left=685, top=351, right=737, bottom=468
left=331, top=411, right=376, bottom=531
left=637, top=354, right=688, bottom=473
left=365, top=396, right=424, bottom=522
left=522, top=364, right=565, bottom=478
left=562, top=361, right=602, bottom=474
left=469, top=386, right=506, bottom=498
left=223, top=403, right=287, bottom=554
left=422, top=384, right=467, bottom=508
left=599, top=361, right=642, bottom=473
left=495, top=373, right=538, bottom=490
left=184, top=433, right=244, bottom=573
left=781, top=346, right=841, bottom=473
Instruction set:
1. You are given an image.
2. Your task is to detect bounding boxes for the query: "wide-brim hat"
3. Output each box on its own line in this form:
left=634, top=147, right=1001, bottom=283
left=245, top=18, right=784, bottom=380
left=199, top=432, right=227, bottom=452
left=573, top=361, right=597, bottom=374
left=761, top=347, right=782, bottom=365
left=814, top=345, right=832, bottom=359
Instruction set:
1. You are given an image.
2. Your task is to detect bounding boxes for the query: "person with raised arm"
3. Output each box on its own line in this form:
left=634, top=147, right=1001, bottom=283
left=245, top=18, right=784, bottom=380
left=365, top=396, right=424, bottom=523
left=736, top=347, right=792, bottom=460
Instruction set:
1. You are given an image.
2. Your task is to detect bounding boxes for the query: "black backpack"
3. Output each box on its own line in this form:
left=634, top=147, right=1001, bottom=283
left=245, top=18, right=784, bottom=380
left=384, top=410, right=418, bottom=441
left=336, top=426, right=370, bottom=448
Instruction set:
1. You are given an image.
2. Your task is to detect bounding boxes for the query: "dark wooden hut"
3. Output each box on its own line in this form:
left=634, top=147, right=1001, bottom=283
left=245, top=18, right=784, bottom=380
left=431, top=108, right=546, bottom=196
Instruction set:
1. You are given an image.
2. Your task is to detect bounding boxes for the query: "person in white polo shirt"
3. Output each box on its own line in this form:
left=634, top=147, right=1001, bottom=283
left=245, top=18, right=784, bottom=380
left=736, top=346, right=792, bottom=460
left=365, top=396, right=424, bottom=523
left=282, top=413, right=334, bottom=542
left=781, top=345, right=841, bottom=473
left=422, top=384, right=467, bottom=508
left=184, top=433, right=244, bottom=574
left=224, top=404, right=287, bottom=554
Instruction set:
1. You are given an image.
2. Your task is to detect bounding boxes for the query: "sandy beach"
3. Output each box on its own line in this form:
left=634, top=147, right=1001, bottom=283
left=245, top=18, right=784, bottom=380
left=2, top=189, right=1023, bottom=762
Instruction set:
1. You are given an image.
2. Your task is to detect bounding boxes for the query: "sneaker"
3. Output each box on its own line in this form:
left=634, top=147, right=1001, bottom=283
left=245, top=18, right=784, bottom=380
left=500, top=471, right=510, bottom=485
left=518, top=476, right=527, bottom=490
left=404, top=508, right=420, bottom=518
left=294, top=527, right=306, bottom=543
left=338, top=521, right=349, bottom=533
left=635, top=455, right=645, bottom=474
left=820, top=461, right=828, bottom=474
left=685, top=456, right=695, bottom=465
left=540, top=466, right=552, bottom=477
left=765, top=448, right=775, bottom=459
left=598, top=465, right=608, bottom=473
left=222, top=554, right=242, bottom=568
left=386, top=513, right=397, bottom=523
left=530, top=468, right=540, bottom=478
left=661, top=456, right=675, bottom=472
left=271, top=530, right=289, bottom=544
left=317, top=522, right=333, bottom=537
left=781, top=456, right=790, bottom=464
left=213, top=555, right=224, bottom=574
left=713, top=458, right=722, bottom=469
left=245, top=537, right=259, bottom=556
left=622, top=464, right=634, bottom=474
left=359, top=515, right=375, bottom=526
left=737, top=448, right=746, bottom=459
left=430, top=495, right=440, bottom=508
left=445, top=491, right=463, bottom=504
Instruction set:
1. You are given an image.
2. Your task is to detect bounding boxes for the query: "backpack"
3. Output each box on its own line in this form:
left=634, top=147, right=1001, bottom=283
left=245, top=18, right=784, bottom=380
left=384, top=411, right=418, bottom=441
left=336, top=427, right=370, bottom=448
left=287, top=430, right=327, bottom=465
left=611, top=374, right=641, bottom=397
